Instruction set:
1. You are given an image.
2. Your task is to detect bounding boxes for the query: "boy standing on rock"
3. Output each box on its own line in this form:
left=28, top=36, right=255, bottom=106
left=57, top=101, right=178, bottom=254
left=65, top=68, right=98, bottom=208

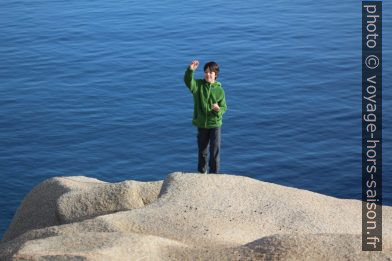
left=183, top=60, right=227, bottom=174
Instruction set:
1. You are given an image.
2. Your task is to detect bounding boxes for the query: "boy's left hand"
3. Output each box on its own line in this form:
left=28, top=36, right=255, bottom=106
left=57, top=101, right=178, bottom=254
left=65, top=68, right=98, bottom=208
left=212, top=103, right=220, bottom=112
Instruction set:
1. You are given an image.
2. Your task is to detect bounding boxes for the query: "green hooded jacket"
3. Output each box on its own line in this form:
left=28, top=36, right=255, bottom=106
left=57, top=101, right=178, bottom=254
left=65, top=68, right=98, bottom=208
left=183, top=67, right=227, bottom=128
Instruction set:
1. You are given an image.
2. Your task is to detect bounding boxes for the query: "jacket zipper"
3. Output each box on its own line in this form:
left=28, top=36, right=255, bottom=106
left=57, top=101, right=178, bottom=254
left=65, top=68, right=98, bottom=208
left=205, top=84, right=211, bottom=128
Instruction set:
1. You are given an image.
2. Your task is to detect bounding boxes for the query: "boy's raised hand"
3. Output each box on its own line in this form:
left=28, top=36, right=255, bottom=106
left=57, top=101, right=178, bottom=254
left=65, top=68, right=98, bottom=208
left=189, top=60, right=199, bottom=71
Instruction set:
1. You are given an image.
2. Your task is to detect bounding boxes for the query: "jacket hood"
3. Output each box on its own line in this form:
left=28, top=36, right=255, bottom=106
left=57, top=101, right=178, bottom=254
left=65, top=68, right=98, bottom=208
left=204, top=80, right=221, bottom=88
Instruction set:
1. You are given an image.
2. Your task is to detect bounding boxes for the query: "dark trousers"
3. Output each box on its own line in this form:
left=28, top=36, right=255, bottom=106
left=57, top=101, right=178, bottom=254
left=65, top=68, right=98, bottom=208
left=197, top=127, right=221, bottom=174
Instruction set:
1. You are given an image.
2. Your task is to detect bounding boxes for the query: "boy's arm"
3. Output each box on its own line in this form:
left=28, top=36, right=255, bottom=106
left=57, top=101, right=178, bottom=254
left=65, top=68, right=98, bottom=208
left=213, top=90, right=227, bottom=117
left=183, top=67, right=197, bottom=93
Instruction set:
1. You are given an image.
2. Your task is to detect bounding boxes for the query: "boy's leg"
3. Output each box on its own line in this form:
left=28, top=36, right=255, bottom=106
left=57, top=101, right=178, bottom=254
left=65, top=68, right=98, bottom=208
left=197, top=128, right=210, bottom=173
left=209, top=127, right=221, bottom=174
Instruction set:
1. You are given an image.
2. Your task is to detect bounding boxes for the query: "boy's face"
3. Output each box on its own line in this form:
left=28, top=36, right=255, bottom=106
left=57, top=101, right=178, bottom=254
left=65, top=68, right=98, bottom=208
left=204, top=69, right=216, bottom=83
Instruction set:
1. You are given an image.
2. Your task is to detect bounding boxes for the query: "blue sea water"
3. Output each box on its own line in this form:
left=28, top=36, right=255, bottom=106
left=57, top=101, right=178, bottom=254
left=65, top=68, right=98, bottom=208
left=0, top=0, right=391, bottom=238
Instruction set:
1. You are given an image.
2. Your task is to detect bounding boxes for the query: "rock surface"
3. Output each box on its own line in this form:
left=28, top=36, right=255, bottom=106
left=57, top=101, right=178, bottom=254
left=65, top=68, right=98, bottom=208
left=0, top=172, right=390, bottom=260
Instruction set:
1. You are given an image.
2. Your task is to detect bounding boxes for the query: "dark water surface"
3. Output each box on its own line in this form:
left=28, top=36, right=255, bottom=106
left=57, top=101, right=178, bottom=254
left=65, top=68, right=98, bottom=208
left=1, top=0, right=391, bottom=237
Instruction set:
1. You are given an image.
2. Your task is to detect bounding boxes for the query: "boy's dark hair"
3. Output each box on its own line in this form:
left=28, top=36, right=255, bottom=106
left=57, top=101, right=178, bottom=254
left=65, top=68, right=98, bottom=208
left=204, top=61, right=220, bottom=79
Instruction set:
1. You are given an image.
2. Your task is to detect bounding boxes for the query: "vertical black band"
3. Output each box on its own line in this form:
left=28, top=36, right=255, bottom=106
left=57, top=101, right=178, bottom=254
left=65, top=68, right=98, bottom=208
left=362, top=1, right=382, bottom=252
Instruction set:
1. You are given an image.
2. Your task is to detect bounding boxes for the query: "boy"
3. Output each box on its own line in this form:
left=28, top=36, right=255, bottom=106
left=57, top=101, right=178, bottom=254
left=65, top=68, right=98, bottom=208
left=183, top=60, right=227, bottom=174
